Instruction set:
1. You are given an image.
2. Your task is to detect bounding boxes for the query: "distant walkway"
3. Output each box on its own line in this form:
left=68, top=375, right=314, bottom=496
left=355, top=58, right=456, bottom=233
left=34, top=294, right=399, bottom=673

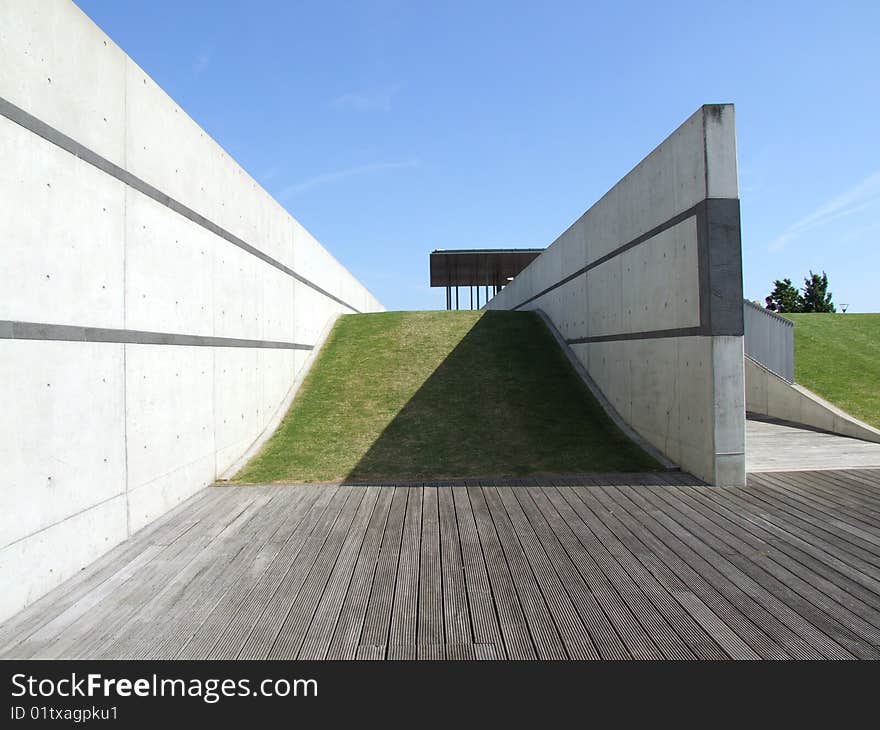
left=2, top=471, right=880, bottom=660
left=747, top=416, right=880, bottom=472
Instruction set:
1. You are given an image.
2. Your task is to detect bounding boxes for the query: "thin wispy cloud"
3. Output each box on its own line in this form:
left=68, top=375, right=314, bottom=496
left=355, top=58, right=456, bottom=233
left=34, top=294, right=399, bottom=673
left=193, top=51, right=212, bottom=75
left=278, top=159, right=419, bottom=198
left=330, top=83, right=403, bottom=112
left=769, top=169, right=880, bottom=251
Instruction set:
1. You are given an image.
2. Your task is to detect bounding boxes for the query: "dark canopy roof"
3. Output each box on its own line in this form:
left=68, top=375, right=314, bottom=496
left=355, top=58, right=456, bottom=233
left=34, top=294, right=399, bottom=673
left=429, top=248, right=544, bottom=287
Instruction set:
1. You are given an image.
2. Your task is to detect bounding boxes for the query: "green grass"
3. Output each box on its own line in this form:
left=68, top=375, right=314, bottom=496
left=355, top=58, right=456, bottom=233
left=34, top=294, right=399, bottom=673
left=784, top=313, right=880, bottom=429
left=233, top=310, right=659, bottom=483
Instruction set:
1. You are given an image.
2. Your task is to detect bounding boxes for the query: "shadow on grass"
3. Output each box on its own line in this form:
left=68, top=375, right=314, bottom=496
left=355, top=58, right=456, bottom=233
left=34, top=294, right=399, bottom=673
left=341, top=311, right=660, bottom=483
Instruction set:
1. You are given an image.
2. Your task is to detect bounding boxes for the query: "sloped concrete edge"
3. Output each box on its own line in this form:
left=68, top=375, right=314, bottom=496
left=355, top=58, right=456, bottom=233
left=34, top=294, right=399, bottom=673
left=217, top=313, right=342, bottom=480
left=745, top=355, right=880, bottom=444
left=534, top=309, right=679, bottom=470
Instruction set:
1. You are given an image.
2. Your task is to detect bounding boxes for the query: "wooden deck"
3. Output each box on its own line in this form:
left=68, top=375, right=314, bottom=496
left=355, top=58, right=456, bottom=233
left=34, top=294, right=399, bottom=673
left=747, top=416, right=880, bottom=473
left=2, top=470, right=880, bottom=660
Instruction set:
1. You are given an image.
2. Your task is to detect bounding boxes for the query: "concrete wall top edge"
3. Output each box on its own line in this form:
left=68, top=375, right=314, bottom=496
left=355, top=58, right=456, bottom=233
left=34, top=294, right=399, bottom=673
left=0, top=0, right=382, bottom=314
left=495, top=104, right=736, bottom=305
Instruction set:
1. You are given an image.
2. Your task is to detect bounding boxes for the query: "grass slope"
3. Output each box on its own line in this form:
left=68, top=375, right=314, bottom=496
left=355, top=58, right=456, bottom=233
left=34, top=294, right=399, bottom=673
left=785, top=313, right=880, bottom=429
left=234, top=310, right=659, bottom=483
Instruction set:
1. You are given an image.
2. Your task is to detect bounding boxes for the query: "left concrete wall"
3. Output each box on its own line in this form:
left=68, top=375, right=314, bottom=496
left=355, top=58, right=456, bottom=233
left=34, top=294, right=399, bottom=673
left=0, top=0, right=383, bottom=622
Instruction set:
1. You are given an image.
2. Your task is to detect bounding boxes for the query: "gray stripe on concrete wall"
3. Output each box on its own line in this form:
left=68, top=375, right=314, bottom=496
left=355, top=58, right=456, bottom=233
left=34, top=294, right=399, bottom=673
left=512, top=196, right=743, bottom=343
left=511, top=200, right=706, bottom=311
left=567, top=326, right=705, bottom=345
left=701, top=198, right=744, bottom=336
left=0, top=96, right=361, bottom=314
left=0, top=320, right=313, bottom=350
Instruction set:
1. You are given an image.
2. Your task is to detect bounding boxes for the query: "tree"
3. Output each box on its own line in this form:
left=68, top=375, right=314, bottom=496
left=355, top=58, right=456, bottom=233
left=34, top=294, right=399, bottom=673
left=765, top=278, right=802, bottom=313
left=800, top=270, right=836, bottom=313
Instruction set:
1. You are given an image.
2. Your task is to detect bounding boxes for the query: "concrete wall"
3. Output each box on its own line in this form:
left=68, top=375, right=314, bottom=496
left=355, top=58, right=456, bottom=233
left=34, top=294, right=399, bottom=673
left=743, top=299, right=794, bottom=381
left=0, top=0, right=382, bottom=622
left=487, top=105, right=745, bottom=486
left=745, top=357, right=880, bottom=444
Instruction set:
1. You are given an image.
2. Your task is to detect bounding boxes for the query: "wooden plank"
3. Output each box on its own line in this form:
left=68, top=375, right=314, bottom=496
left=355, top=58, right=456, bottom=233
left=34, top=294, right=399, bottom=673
left=298, top=487, right=390, bottom=659
left=388, top=487, right=422, bottom=651
left=713, top=476, right=880, bottom=585
left=180, top=485, right=337, bottom=659
left=793, top=471, right=880, bottom=515
left=805, top=469, right=880, bottom=501
left=100, top=489, right=284, bottom=658
left=512, top=487, right=637, bottom=660
left=748, top=474, right=880, bottom=552
left=387, top=644, right=417, bottom=660
left=445, top=643, right=475, bottom=660
left=438, top=486, right=470, bottom=647
left=680, top=486, right=868, bottom=658
left=546, top=485, right=735, bottom=660
left=636, top=484, right=880, bottom=654
left=745, top=476, right=880, bottom=571
left=466, top=485, right=534, bottom=659
left=324, top=487, right=395, bottom=660
left=265, top=487, right=374, bottom=659
left=170, top=485, right=319, bottom=657
left=474, top=643, right=500, bottom=660
left=834, top=469, right=880, bottom=498
left=222, top=486, right=350, bottom=659
left=451, top=486, right=503, bottom=647
left=355, top=644, right=384, bottom=660
left=762, top=471, right=880, bottom=531
left=531, top=485, right=710, bottom=659
left=569, top=486, right=774, bottom=659
left=619, top=483, right=840, bottom=659
left=480, top=485, right=566, bottom=659
left=418, top=643, right=446, bottom=660
left=694, top=485, right=880, bottom=604
left=359, top=488, right=408, bottom=655
left=719, top=481, right=880, bottom=575
left=418, top=487, right=444, bottom=649
left=745, top=475, right=880, bottom=559
left=494, top=487, right=602, bottom=659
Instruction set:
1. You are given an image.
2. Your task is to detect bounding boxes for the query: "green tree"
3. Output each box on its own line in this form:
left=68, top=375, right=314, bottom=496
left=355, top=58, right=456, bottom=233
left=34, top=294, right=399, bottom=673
left=801, top=270, right=836, bottom=313
left=765, top=278, right=802, bottom=313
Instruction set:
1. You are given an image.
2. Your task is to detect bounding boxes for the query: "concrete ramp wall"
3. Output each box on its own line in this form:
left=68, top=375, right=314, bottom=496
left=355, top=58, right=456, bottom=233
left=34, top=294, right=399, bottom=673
left=487, top=105, right=745, bottom=485
left=746, top=356, right=880, bottom=444
left=0, top=0, right=383, bottom=621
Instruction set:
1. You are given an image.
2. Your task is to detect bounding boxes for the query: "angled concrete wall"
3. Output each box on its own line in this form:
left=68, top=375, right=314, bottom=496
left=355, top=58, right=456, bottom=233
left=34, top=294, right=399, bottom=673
left=0, top=0, right=383, bottom=622
left=745, top=356, right=880, bottom=444
left=487, top=105, right=745, bottom=486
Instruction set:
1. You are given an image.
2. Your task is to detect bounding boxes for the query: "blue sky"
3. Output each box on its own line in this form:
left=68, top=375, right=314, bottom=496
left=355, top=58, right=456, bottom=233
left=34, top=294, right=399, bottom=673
left=77, top=0, right=880, bottom=312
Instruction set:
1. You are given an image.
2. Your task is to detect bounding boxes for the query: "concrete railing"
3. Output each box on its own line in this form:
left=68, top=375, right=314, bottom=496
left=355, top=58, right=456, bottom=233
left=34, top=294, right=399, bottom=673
left=0, top=1, right=383, bottom=621
left=743, top=299, right=794, bottom=382
left=487, top=105, right=745, bottom=486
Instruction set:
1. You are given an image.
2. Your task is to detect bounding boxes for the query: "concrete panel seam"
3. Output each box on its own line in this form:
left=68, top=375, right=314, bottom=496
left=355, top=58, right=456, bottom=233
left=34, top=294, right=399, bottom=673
left=0, top=491, right=125, bottom=552
left=0, top=95, right=361, bottom=314
left=0, top=320, right=314, bottom=350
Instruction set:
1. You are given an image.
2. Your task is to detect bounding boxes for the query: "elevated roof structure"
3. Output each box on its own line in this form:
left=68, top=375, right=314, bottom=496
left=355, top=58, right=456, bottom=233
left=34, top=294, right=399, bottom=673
left=429, top=248, right=544, bottom=309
